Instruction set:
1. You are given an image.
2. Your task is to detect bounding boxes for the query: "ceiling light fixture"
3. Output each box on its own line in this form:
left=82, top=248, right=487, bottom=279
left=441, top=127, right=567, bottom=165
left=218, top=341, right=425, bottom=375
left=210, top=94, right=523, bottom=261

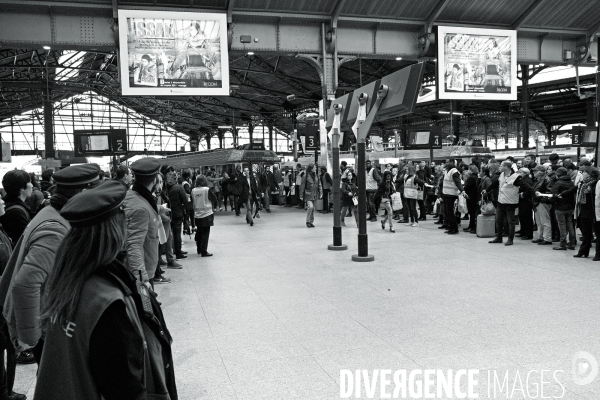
left=247, top=51, right=254, bottom=56
left=43, top=46, right=51, bottom=50
left=395, top=57, right=403, bottom=61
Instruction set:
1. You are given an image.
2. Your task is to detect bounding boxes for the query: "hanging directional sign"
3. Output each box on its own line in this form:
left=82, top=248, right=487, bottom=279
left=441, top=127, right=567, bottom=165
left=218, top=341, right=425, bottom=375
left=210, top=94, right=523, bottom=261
left=304, top=124, right=319, bottom=151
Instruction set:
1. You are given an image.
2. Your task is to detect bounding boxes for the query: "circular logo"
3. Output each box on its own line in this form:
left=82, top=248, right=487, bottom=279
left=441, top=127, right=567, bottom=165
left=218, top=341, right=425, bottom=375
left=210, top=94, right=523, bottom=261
left=573, top=351, right=598, bottom=385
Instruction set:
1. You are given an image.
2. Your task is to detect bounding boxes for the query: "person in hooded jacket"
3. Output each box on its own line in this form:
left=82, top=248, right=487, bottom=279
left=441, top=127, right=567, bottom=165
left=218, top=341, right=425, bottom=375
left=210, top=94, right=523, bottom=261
left=34, top=180, right=177, bottom=400
left=548, top=167, right=577, bottom=250
left=340, top=171, right=358, bottom=227
left=531, top=165, right=554, bottom=246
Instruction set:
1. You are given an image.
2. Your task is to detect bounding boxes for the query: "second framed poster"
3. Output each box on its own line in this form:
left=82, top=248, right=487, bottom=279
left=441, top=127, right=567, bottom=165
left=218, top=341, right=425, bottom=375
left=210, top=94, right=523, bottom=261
left=438, top=26, right=517, bottom=101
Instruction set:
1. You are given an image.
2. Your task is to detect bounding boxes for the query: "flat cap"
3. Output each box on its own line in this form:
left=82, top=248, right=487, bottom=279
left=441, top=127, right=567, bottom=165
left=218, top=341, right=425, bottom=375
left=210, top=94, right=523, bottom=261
left=519, top=167, right=530, bottom=175
left=549, top=153, right=560, bottom=162
left=534, top=165, right=546, bottom=172
left=131, top=158, right=161, bottom=176
left=60, top=180, right=127, bottom=228
left=556, top=167, right=568, bottom=177
left=52, top=163, right=100, bottom=188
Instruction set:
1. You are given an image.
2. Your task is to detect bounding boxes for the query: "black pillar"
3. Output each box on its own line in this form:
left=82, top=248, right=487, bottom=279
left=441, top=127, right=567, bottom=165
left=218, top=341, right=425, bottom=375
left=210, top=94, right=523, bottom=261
left=595, top=39, right=600, bottom=166
left=328, top=125, right=347, bottom=251
left=521, top=64, right=530, bottom=149
left=268, top=122, right=274, bottom=151
left=354, top=141, right=370, bottom=258
left=43, top=88, right=54, bottom=159
left=587, top=97, right=596, bottom=127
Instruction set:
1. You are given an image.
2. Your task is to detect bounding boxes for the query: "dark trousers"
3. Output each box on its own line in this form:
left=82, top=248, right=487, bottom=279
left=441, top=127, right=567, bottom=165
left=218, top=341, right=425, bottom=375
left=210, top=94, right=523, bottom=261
left=518, top=200, right=533, bottom=238
left=295, top=185, right=304, bottom=208
left=32, top=339, right=44, bottom=366
left=194, top=222, right=210, bottom=255
left=187, top=209, right=195, bottom=229
left=172, top=217, right=183, bottom=255
left=467, top=199, right=477, bottom=230
left=426, top=195, right=436, bottom=215
left=407, top=198, right=418, bottom=223
left=578, top=217, right=595, bottom=256
left=551, top=205, right=560, bottom=240
left=417, top=199, right=426, bottom=219
left=367, top=190, right=377, bottom=219
left=443, top=195, right=458, bottom=231
left=284, top=187, right=291, bottom=205
left=322, top=190, right=330, bottom=212
left=0, top=323, right=16, bottom=395
left=400, top=193, right=409, bottom=221
left=233, top=194, right=241, bottom=215
left=496, top=203, right=517, bottom=240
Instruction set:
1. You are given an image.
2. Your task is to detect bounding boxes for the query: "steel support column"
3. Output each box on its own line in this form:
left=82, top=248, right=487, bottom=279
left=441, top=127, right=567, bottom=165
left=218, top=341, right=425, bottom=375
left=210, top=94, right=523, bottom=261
left=521, top=64, right=530, bottom=149
left=42, top=88, right=54, bottom=159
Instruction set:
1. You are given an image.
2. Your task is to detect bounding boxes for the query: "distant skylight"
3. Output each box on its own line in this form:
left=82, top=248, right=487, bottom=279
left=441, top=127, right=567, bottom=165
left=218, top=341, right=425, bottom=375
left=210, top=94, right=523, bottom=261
left=55, top=51, right=87, bottom=81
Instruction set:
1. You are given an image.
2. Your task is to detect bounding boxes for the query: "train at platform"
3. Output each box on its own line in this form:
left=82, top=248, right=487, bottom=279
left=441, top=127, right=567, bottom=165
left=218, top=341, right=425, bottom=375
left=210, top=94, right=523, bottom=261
left=281, top=140, right=495, bottom=169
left=160, top=141, right=281, bottom=174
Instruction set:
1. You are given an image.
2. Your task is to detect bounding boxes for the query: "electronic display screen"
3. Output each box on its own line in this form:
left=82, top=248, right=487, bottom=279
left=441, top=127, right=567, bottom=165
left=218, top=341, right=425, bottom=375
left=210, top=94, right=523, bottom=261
left=582, top=129, right=598, bottom=146
left=79, top=135, right=110, bottom=153
left=438, top=26, right=517, bottom=101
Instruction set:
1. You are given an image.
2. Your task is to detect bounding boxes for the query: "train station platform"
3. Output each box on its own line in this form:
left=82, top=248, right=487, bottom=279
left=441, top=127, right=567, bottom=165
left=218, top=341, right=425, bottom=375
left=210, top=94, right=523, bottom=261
left=14, top=205, right=600, bottom=399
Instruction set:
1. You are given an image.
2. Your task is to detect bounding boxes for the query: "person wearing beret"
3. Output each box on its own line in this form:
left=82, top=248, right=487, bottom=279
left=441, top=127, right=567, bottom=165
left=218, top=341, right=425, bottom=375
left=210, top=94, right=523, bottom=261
left=0, top=163, right=101, bottom=369
left=34, top=180, right=177, bottom=400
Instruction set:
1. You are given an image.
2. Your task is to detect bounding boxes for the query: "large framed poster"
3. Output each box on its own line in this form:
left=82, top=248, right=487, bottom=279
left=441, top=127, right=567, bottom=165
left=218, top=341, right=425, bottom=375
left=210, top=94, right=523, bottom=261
left=437, top=26, right=517, bottom=101
left=118, top=10, right=230, bottom=96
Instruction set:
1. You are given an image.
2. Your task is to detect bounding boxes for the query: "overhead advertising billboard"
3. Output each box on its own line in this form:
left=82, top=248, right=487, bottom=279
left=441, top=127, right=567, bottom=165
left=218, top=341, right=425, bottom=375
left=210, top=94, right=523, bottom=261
left=118, top=10, right=229, bottom=96
left=437, top=26, right=517, bottom=101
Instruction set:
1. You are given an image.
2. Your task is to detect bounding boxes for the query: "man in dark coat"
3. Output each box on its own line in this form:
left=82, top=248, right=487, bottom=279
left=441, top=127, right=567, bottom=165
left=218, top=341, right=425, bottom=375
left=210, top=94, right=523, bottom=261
left=517, top=168, right=534, bottom=240
left=239, top=167, right=262, bottom=226
left=166, top=170, right=188, bottom=260
left=228, top=165, right=244, bottom=216
left=550, top=167, right=576, bottom=250
left=260, top=166, right=277, bottom=213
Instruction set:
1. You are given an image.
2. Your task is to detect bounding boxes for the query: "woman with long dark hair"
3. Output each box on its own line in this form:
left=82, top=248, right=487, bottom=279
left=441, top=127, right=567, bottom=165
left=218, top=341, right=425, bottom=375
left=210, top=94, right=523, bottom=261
left=377, top=171, right=396, bottom=233
left=403, top=165, right=425, bottom=227
left=35, top=180, right=177, bottom=400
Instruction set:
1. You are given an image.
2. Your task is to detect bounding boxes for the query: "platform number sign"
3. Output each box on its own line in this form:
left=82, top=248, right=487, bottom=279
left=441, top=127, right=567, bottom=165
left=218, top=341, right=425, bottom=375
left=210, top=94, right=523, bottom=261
left=304, top=125, right=319, bottom=151
left=571, top=127, right=583, bottom=147
left=430, top=129, right=442, bottom=149
left=74, top=129, right=128, bottom=157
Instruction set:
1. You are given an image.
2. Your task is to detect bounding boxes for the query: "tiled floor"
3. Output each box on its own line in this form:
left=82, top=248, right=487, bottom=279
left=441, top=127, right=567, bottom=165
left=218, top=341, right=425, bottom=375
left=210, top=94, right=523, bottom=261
left=14, top=205, right=600, bottom=399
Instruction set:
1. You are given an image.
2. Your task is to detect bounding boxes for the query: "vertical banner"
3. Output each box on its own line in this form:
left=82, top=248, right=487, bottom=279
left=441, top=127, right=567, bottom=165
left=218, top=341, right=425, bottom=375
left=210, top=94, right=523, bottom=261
left=319, top=100, right=332, bottom=175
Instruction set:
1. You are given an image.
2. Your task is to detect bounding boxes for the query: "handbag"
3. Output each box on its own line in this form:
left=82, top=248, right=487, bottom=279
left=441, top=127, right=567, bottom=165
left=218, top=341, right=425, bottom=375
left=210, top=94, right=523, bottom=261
left=417, top=190, right=424, bottom=201
left=290, top=185, right=296, bottom=196
left=480, top=200, right=496, bottom=215
left=457, top=195, right=468, bottom=214
left=391, top=192, right=403, bottom=211
left=352, top=196, right=358, bottom=206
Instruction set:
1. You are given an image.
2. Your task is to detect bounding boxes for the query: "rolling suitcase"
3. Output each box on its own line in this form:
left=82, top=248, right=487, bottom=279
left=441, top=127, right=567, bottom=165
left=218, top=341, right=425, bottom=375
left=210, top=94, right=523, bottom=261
left=476, top=214, right=495, bottom=238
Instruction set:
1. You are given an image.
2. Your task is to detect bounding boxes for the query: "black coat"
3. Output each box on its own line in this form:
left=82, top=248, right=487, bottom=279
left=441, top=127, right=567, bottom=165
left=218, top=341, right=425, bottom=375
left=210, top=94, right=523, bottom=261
left=167, top=183, right=188, bottom=219
left=0, top=197, right=30, bottom=245
left=239, top=174, right=262, bottom=203
left=551, top=176, right=575, bottom=210
left=227, top=171, right=244, bottom=196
